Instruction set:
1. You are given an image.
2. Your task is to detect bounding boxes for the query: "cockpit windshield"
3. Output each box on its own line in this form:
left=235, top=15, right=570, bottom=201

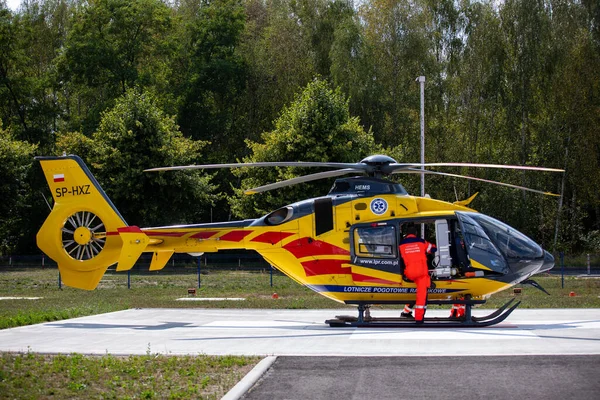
left=458, top=212, right=543, bottom=260
left=467, top=213, right=543, bottom=259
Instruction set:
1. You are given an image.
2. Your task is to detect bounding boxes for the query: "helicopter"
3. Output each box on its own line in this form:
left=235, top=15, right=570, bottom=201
left=35, top=154, right=562, bottom=328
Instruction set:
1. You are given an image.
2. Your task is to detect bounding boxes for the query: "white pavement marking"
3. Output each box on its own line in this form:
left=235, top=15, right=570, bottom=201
left=0, top=297, right=43, bottom=300
left=0, top=308, right=599, bottom=356
left=349, top=328, right=540, bottom=340
left=176, top=298, right=246, bottom=301
left=203, top=320, right=322, bottom=328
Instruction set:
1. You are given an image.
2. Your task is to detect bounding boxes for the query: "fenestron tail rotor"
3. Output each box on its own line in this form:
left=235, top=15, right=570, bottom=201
left=62, top=211, right=107, bottom=260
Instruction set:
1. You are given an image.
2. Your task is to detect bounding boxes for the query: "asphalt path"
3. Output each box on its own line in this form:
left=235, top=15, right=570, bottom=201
left=243, top=355, right=600, bottom=400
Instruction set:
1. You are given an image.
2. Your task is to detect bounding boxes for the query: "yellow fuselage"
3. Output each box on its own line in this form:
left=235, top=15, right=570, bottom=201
left=140, top=194, right=509, bottom=303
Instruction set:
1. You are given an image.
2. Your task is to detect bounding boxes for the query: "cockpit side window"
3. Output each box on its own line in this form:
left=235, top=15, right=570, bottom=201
left=456, top=212, right=508, bottom=273
left=330, top=181, right=350, bottom=193
left=459, top=214, right=502, bottom=256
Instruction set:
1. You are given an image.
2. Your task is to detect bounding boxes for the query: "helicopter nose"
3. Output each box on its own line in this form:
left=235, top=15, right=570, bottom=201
left=539, top=250, right=555, bottom=273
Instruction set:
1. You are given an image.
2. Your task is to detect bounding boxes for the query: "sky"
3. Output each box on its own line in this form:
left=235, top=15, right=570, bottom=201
left=5, top=0, right=21, bottom=11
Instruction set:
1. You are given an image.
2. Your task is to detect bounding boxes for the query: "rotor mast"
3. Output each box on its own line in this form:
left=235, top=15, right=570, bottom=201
left=417, top=75, right=426, bottom=238
left=417, top=75, right=425, bottom=198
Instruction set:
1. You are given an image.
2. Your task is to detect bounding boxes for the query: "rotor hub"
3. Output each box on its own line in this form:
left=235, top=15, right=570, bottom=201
left=360, top=154, right=398, bottom=177
left=73, top=226, right=92, bottom=245
left=359, top=154, right=397, bottom=165
left=62, top=211, right=106, bottom=261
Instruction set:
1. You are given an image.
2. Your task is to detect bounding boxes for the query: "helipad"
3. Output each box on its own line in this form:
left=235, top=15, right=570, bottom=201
left=1, top=308, right=599, bottom=356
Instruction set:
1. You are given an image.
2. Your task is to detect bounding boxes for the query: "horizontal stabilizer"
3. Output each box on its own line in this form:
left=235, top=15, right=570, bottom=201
left=149, top=251, right=174, bottom=271
left=116, top=227, right=149, bottom=271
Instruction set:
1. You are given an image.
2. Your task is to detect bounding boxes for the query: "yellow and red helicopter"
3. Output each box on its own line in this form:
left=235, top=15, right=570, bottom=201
left=35, top=154, right=562, bottom=327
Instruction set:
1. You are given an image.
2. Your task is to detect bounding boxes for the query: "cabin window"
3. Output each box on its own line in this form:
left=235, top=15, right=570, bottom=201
left=265, top=207, right=294, bottom=225
left=353, top=225, right=397, bottom=258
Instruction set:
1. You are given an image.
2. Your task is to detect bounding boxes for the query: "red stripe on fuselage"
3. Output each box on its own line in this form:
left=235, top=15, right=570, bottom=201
left=219, top=230, right=252, bottom=242
left=144, top=231, right=187, bottom=237
left=283, top=238, right=350, bottom=258
left=251, top=231, right=295, bottom=244
left=301, top=259, right=349, bottom=277
left=117, top=226, right=143, bottom=233
left=190, top=231, right=219, bottom=239
left=351, top=272, right=400, bottom=285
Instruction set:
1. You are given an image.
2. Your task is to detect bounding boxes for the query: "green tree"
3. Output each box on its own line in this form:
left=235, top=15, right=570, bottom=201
left=330, top=5, right=383, bottom=138
left=230, top=78, right=377, bottom=219
left=59, top=0, right=173, bottom=134
left=175, top=0, right=247, bottom=160
left=358, top=0, right=433, bottom=149
left=544, top=0, right=600, bottom=251
left=293, top=0, right=354, bottom=77
left=55, top=130, right=97, bottom=162
left=58, top=88, right=219, bottom=227
left=0, top=1, right=65, bottom=148
left=0, top=120, right=37, bottom=255
left=442, top=1, right=509, bottom=201
left=237, top=0, right=316, bottom=144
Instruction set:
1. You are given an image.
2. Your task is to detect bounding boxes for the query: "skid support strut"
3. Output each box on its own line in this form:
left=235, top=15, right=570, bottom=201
left=326, top=298, right=520, bottom=328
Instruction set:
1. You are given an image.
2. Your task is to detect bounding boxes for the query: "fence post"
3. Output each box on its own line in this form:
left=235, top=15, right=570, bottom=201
left=197, top=256, right=202, bottom=289
left=587, top=254, right=591, bottom=275
left=560, top=252, right=564, bottom=289
left=127, top=270, right=131, bottom=289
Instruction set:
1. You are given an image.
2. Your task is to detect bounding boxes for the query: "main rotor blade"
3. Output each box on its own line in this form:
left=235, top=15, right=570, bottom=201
left=388, top=163, right=564, bottom=173
left=244, top=168, right=358, bottom=195
left=398, top=168, right=560, bottom=197
left=144, top=161, right=361, bottom=172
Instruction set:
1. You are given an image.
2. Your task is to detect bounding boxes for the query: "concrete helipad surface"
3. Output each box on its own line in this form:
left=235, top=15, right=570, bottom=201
left=1, top=308, right=599, bottom=356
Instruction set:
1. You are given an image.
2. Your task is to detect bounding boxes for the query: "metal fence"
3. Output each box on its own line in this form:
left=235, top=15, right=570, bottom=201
left=1, top=251, right=598, bottom=290
left=0, top=250, right=272, bottom=272
left=0, top=250, right=282, bottom=289
left=1, top=252, right=598, bottom=272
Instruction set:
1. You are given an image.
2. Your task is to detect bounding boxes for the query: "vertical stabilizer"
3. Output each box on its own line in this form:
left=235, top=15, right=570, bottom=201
left=36, top=155, right=128, bottom=290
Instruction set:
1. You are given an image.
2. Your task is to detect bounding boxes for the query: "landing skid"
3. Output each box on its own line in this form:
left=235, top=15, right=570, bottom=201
left=326, top=298, right=520, bottom=328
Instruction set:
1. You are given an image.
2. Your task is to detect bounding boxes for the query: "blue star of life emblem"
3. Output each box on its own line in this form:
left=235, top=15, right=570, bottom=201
left=370, top=198, right=388, bottom=215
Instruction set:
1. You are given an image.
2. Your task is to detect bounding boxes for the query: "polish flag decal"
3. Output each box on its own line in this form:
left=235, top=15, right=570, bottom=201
left=53, top=174, right=65, bottom=183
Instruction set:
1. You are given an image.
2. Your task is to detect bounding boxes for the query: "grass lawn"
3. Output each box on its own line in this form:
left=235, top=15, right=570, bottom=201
left=1, top=268, right=599, bottom=399
left=1, top=268, right=599, bottom=330
left=0, top=352, right=260, bottom=399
